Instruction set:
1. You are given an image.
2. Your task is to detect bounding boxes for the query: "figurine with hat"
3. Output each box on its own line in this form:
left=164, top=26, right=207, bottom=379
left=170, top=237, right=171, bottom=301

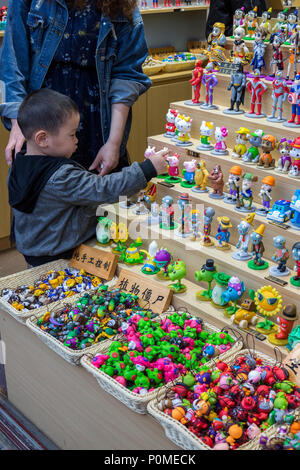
left=224, top=165, right=242, bottom=205
left=232, top=213, right=255, bottom=261
left=286, top=9, right=299, bottom=43
left=195, top=259, right=218, bottom=301
left=245, top=6, right=258, bottom=39
left=201, top=207, right=215, bottom=247
left=256, top=175, right=276, bottom=216
left=232, top=127, right=250, bottom=159
left=215, top=217, right=232, bottom=250
left=270, top=235, right=290, bottom=277
left=248, top=224, right=269, bottom=270
left=236, top=172, right=258, bottom=212
left=268, top=303, right=298, bottom=346
left=260, top=7, right=273, bottom=38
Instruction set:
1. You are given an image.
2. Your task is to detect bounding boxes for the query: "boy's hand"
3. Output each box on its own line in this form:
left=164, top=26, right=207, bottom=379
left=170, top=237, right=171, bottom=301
left=148, top=148, right=169, bottom=175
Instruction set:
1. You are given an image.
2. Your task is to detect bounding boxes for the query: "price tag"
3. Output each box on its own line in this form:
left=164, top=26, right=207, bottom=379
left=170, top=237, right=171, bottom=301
left=70, top=244, right=118, bottom=281
left=186, top=149, right=200, bottom=158
left=264, top=275, right=288, bottom=287
left=282, top=343, right=300, bottom=387
left=115, top=268, right=173, bottom=314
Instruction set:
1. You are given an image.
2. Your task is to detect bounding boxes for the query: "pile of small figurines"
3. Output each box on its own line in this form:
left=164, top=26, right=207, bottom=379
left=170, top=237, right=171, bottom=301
left=155, top=353, right=300, bottom=450
left=36, top=286, right=155, bottom=350
left=90, top=311, right=236, bottom=394
left=0, top=268, right=103, bottom=311
left=259, top=411, right=300, bottom=450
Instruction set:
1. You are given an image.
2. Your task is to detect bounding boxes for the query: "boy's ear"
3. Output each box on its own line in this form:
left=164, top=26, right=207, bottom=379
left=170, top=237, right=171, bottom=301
left=34, top=129, right=49, bottom=148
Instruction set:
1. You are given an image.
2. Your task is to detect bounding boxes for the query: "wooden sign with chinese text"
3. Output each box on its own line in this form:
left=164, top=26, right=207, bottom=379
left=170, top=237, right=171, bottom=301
left=70, top=244, right=118, bottom=281
left=115, top=268, right=173, bottom=314
left=282, top=343, right=300, bottom=387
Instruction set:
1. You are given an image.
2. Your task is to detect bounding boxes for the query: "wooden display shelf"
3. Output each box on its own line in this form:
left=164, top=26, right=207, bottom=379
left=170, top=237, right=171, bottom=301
left=148, top=133, right=300, bottom=206
left=89, top=238, right=290, bottom=359
left=141, top=5, right=208, bottom=14
left=149, top=69, right=192, bottom=84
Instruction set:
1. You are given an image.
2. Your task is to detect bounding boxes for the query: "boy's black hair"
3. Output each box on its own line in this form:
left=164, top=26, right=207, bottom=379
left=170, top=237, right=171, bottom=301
left=17, top=88, right=79, bottom=140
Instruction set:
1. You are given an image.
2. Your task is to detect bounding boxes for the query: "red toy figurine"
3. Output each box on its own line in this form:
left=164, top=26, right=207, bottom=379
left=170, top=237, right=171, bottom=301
left=188, top=60, right=204, bottom=105
left=268, top=304, right=298, bottom=346
left=246, top=69, right=268, bottom=118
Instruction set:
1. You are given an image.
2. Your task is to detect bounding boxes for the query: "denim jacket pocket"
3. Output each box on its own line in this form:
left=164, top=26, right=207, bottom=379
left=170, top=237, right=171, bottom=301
left=27, top=12, right=49, bottom=53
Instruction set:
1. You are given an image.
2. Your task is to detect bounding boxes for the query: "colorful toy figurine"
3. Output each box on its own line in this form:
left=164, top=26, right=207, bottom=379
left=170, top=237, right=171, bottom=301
left=195, top=259, right=217, bottom=301
left=202, top=207, right=215, bottom=247
left=200, top=62, right=219, bottom=110
left=120, top=242, right=144, bottom=265
left=272, top=9, right=288, bottom=36
left=192, top=160, right=209, bottom=193
left=232, top=213, right=255, bottom=261
left=160, top=195, right=177, bottom=230
left=245, top=6, right=258, bottom=39
left=175, top=114, right=193, bottom=147
left=270, top=235, right=290, bottom=277
left=291, top=241, right=300, bottom=287
left=275, top=138, right=292, bottom=173
left=248, top=224, right=269, bottom=270
left=185, top=60, right=204, bottom=106
left=245, top=69, right=268, bottom=118
left=208, top=165, right=224, bottom=199
left=224, top=165, right=242, bottom=205
left=223, top=62, right=246, bottom=114
left=164, top=108, right=178, bottom=138
left=286, top=9, right=299, bottom=42
left=110, top=222, right=128, bottom=254
left=206, top=23, right=228, bottom=67
left=155, top=249, right=172, bottom=280
left=167, top=260, right=187, bottom=293
left=211, top=272, right=231, bottom=308
left=215, top=216, right=232, bottom=250
left=96, top=217, right=113, bottom=245
left=236, top=173, right=258, bottom=212
left=267, top=32, right=285, bottom=80
left=260, top=8, right=273, bottom=37
left=189, top=210, right=201, bottom=241
left=232, top=127, right=250, bottom=159
left=231, top=298, right=259, bottom=329
left=252, top=285, right=282, bottom=334
left=269, top=304, right=299, bottom=346
left=289, top=137, right=300, bottom=178
left=267, top=199, right=293, bottom=225
left=232, top=27, right=250, bottom=65
left=250, top=26, right=268, bottom=74
left=165, top=154, right=181, bottom=183
left=211, top=127, right=228, bottom=155
left=286, top=32, right=300, bottom=83
left=233, top=6, right=246, bottom=31
left=267, top=71, right=289, bottom=122
left=257, top=135, right=276, bottom=169
left=132, top=182, right=156, bottom=215
left=181, top=160, right=196, bottom=188
left=197, top=121, right=214, bottom=151
left=141, top=241, right=160, bottom=275
left=242, top=129, right=264, bottom=164
left=289, top=189, right=300, bottom=229
left=176, top=193, right=192, bottom=237
left=222, top=276, right=246, bottom=315
left=256, top=175, right=275, bottom=216
left=285, top=74, right=300, bottom=127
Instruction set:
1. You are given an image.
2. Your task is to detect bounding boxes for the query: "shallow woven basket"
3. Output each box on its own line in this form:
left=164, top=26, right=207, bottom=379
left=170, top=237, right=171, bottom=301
left=25, top=276, right=118, bottom=365
left=0, top=259, right=93, bottom=325
left=146, top=349, right=286, bottom=450
left=163, top=59, right=196, bottom=73
left=143, top=63, right=165, bottom=76
left=80, top=314, right=243, bottom=414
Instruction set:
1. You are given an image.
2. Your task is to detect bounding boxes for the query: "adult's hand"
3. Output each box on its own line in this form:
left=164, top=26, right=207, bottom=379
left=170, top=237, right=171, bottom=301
left=89, top=140, right=120, bottom=176
left=5, top=119, right=26, bottom=166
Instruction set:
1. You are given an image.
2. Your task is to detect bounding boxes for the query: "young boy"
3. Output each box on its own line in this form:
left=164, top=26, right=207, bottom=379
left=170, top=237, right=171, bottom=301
left=8, top=89, right=168, bottom=267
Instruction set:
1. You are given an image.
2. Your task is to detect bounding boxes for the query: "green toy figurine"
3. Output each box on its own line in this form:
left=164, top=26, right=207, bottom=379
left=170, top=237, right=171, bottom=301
left=96, top=217, right=113, bottom=245
left=195, top=259, right=217, bottom=301
left=167, top=260, right=187, bottom=293
left=211, top=272, right=231, bottom=308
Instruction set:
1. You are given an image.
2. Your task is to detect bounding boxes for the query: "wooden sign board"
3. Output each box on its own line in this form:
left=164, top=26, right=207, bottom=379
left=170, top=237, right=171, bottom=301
left=115, top=268, right=173, bottom=314
left=70, top=244, right=118, bottom=281
left=282, top=343, right=300, bottom=387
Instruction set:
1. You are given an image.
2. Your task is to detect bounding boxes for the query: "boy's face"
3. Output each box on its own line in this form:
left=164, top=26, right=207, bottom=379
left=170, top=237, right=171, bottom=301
left=44, top=112, right=80, bottom=158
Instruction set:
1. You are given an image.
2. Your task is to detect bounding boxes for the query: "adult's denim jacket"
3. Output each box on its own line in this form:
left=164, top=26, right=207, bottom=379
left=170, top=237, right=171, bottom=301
left=0, top=0, right=152, bottom=155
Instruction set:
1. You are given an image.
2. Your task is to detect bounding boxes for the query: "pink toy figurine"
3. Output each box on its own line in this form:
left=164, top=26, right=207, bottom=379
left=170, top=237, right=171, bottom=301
left=115, top=376, right=127, bottom=386
left=131, top=355, right=151, bottom=371
left=165, top=154, right=182, bottom=183
left=211, top=126, right=229, bottom=155
left=164, top=108, right=178, bottom=138
left=144, top=145, right=156, bottom=159
left=92, top=354, right=109, bottom=368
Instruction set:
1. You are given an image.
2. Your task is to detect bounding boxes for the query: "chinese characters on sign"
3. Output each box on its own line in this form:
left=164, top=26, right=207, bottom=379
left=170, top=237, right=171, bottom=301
left=70, top=244, right=118, bottom=281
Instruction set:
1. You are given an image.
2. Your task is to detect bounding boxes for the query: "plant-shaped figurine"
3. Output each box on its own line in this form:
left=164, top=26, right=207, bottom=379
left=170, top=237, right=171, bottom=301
left=167, top=260, right=187, bottom=293
left=221, top=276, right=246, bottom=315
left=140, top=241, right=160, bottom=275
left=110, top=222, right=128, bottom=254
left=120, top=241, right=144, bottom=265
left=211, top=272, right=231, bottom=308
left=195, top=259, right=217, bottom=301
left=250, top=286, right=282, bottom=334
left=155, top=249, right=172, bottom=280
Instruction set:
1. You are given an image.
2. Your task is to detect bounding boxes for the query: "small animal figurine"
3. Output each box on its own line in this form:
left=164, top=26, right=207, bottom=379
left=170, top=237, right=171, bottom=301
left=232, top=127, right=250, bottom=159
left=275, top=138, right=292, bottom=173
left=232, top=213, right=255, bottom=261
left=245, top=6, right=258, bottom=39
left=242, top=129, right=264, bottom=164
left=165, top=154, right=181, bottom=183
left=192, top=160, right=209, bottom=193
left=224, top=62, right=247, bottom=114
left=175, top=115, right=193, bottom=147
left=195, top=259, right=217, bottom=301
left=167, top=260, right=187, bottom=293
left=197, top=121, right=214, bottom=151
left=267, top=71, right=289, bottom=122
left=232, top=298, right=259, bottom=329
left=186, top=60, right=204, bottom=106
left=256, top=175, right=276, bottom=216
left=160, top=195, right=176, bottom=230
left=202, top=207, right=215, bottom=247
left=222, top=276, right=246, bottom=315
left=236, top=172, right=258, bottom=212
left=286, top=32, right=300, bottom=82
left=208, top=164, right=224, bottom=199
left=250, top=26, right=268, bottom=73
left=290, top=241, right=300, bottom=287
left=248, top=224, right=269, bottom=270
left=224, top=165, right=242, bottom=205
left=268, top=304, right=299, bottom=346
left=164, top=108, right=178, bottom=138
left=200, top=62, right=219, bottom=110
left=246, top=69, right=268, bottom=118
left=181, top=159, right=196, bottom=188
left=215, top=216, right=232, bottom=250
left=257, top=135, right=276, bottom=169
left=270, top=235, right=290, bottom=277
left=289, top=137, right=300, bottom=178
left=211, top=127, right=228, bottom=155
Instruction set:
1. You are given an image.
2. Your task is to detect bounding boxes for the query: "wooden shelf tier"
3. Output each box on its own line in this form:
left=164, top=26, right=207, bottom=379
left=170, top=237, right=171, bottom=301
left=141, top=5, right=209, bottom=14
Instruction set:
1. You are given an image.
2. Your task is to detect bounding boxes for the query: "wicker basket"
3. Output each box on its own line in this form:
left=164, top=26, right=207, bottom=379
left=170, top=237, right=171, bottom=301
left=163, top=60, right=196, bottom=73
left=147, top=349, right=286, bottom=450
left=25, top=275, right=118, bottom=365
left=80, top=314, right=243, bottom=414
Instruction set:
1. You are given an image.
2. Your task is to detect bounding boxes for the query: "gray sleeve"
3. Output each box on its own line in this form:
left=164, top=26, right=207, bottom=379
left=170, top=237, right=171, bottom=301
left=46, top=162, right=148, bottom=206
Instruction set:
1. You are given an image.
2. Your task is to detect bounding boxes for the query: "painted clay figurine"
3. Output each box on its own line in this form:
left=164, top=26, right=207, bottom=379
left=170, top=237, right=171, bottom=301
left=246, top=69, right=268, bottom=118
left=211, top=127, right=228, bottom=155
left=267, top=71, right=289, bottom=122
left=233, top=6, right=246, bottom=31
left=224, top=165, right=242, bottom=205
left=242, top=129, right=264, bottom=164
left=291, top=241, right=300, bottom=287
left=190, top=210, right=201, bottom=241
left=224, top=62, right=246, bottom=114
left=222, top=276, right=246, bottom=315
left=256, top=175, right=275, bottom=216
left=254, top=285, right=282, bottom=334
left=232, top=27, right=250, bottom=64
left=285, top=74, right=300, bottom=127
left=272, top=9, right=288, bottom=37
left=275, top=138, right=292, bottom=173
left=186, top=60, right=204, bottom=105
left=268, top=304, right=298, bottom=346
left=167, top=260, right=187, bottom=294
left=232, top=127, right=250, bottom=159
left=236, top=172, right=258, bottom=212
left=206, top=23, right=228, bottom=67
left=165, top=154, right=181, bottom=183
left=197, top=121, right=214, bottom=151
left=200, top=62, right=218, bottom=110
left=164, top=108, right=178, bottom=138
left=289, top=189, right=300, bottom=229
left=232, top=213, right=255, bottom=261
left=208, top=165, right=224, bottom=199
left=160, top=195, right=177, bottom=230
left=257, top=135, right=276, bottom=169
left=202, top=207, right=215, bottom=247
left=270, top=235, right=290, bottom=277
left=250, top=26, right=268, bottom=74
left=195, top=259, right=217, bottom=301
left=260, top=8, right=272, bottom=38
left=245, top=6, right=258, bottom=39
left=192, top=160, right=209, bottom=193
left=248, top=224, right=269, bottom=270
left=181, top=160, right=196, bottom=188
left=215, top=216, right=232, bottom=250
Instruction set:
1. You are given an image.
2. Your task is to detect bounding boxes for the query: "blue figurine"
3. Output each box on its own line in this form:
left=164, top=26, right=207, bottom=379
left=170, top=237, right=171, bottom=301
left=250, top=26, right=268, bottom=74
left=215, top=216, right=232, bottom=250
left=289, top=189, right=300, bottom=230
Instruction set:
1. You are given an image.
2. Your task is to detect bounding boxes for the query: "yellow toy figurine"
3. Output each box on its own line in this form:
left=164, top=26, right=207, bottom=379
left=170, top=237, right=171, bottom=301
left=251, top=285, right=282, bottom=334
left=260, top=8, right=273, bottom=38
left=232, top=127, right=251, bottom=159
left=206, top=22, right=229, bottom=66
left=192, top=159, right=209, bottom=193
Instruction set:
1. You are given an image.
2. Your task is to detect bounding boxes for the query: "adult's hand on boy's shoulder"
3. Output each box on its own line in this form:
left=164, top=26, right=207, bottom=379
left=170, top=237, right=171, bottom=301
left=89, top=140, right=120, bottom=176
left=5, top=119, right=26, bottom=166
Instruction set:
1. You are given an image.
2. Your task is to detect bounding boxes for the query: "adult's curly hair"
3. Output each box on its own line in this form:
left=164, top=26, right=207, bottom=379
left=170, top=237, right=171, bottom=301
left=66, top=0, right=139, bottom=20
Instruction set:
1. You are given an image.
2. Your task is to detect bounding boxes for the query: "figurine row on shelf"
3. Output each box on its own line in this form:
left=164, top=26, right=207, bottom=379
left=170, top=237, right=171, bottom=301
left=139, top=0, right=207, bottom=9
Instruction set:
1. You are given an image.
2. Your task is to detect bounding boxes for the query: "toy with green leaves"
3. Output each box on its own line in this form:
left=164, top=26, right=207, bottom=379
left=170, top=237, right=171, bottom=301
left=195, top=259, right=217, bottom=301
left=167, top=260, right=187, bottom=293
left=249, top=286, right=282, bottom=334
